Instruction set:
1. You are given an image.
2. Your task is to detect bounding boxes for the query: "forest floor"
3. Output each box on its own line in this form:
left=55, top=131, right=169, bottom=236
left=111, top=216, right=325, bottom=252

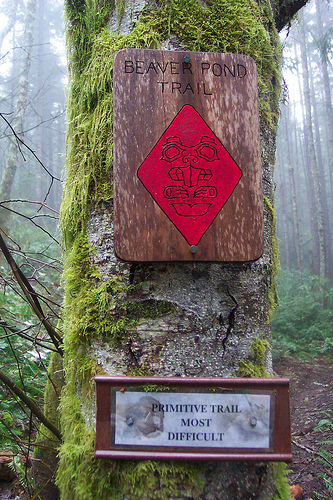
left=274, top=357, right=333, bottom=500
left=0, top=358, right=332, bottom=499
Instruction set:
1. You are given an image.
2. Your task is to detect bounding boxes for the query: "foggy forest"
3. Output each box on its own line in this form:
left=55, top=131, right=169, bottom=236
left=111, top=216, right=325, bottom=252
left=0, top=0, right=332, bottom=498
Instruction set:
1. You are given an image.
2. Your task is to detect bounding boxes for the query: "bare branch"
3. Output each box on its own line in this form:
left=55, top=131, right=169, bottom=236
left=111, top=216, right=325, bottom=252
left=0, top=112, right=62, bottom=182
left=0, top=231, right=63, bottom=355
left=0, top=318, right=59, bottom=352
left=0, top=369, right=61, bottom=441
left=0, top=204, right=60, bottom=245
left=0, top=199, right=60, bottom=215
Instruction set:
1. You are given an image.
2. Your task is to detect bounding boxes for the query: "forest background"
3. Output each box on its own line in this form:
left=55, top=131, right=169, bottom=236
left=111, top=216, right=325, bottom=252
left=0, top=0, right=332, bottom=497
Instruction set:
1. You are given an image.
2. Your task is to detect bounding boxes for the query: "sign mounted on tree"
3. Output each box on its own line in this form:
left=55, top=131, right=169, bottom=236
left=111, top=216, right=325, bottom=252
left=113, top=49, right=263, bottom=262
left=94, top=377, right=292, bottom=462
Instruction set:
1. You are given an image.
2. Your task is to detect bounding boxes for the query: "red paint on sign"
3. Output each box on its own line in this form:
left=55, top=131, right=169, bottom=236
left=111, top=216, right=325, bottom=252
left=137, top=105, right=242, bottom=246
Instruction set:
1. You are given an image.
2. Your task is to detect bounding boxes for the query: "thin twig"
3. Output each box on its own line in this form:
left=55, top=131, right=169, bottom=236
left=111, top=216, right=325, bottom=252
left=0, top=199, right=60, bottom=215
left=0, top=369, right=61, bottom=441
left=292, top=439, right=333, bottom=469
left=0, top=231, right=63, bottom=354
left=0, top=112, right=61, bottom=181
left=0, top=205, right=60, bottom=244
left=0, top=318, right=58, bottom=352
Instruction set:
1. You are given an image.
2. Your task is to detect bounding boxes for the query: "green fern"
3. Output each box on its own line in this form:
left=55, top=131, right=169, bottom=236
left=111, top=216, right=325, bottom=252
left=313, top=412, right=333, bottom=498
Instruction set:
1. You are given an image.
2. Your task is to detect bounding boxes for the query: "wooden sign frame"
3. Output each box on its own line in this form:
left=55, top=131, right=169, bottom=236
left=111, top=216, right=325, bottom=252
left=113, top=49, right=263, bottom=262
left=95, top=376, right=291, bottom=462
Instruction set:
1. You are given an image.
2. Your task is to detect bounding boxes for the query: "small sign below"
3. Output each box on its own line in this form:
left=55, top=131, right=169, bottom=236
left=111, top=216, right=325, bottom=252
left=113, top=49, right=263, bottom=262
left=95, top=376, right=292, bottom=462
left=114, top=391, right=271, bottom=450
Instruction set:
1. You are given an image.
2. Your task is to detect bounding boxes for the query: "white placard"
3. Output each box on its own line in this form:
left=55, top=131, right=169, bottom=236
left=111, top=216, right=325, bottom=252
left=114, top=391, right=272, bottom=449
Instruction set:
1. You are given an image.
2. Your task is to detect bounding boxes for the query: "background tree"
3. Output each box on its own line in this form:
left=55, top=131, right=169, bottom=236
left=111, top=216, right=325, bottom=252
left=273, top=0, right=333, bottom=361
left=0, top=0, right=37, bottom=234
left=0, top=0, right=66, bottom=496
left=0, top=0, right=66, bottom=236
left=55, top=0, right=308, bottom=498
left=276, top=1, right=333, bottom=278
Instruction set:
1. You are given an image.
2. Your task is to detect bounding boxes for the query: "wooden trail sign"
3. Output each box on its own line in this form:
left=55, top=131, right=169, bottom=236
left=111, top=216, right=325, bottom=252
left=113, top=49, right=263, bottom=262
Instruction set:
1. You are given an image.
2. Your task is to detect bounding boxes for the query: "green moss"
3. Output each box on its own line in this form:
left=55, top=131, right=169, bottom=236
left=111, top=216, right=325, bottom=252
left=34, top=353, right=64, bottom=495
left=238, top=338, right=269, bottom=377
left=264, top=196, right=280, bottom=320
left=129, top=365, right=154, bottom=377
left=125, top=300, right=176, bottom=319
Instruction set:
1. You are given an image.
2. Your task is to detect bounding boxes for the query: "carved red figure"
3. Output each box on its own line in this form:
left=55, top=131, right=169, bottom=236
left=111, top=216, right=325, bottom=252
left=138, top=105, right=242, bottom=246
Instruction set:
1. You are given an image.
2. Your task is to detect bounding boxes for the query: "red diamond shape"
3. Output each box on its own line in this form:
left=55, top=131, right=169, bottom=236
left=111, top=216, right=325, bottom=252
left=138, top=105, right=242, bottom=246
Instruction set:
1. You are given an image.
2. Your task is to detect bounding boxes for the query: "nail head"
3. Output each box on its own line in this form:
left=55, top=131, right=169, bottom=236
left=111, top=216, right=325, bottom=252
left=249, top=416, right=257, bottom=427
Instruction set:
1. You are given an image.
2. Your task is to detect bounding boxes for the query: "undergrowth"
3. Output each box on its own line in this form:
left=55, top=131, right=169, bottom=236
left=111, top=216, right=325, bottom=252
left=271, top=269, right=333, bottom=360
left=0, top=288, right=50, bottom=452
left=313, top=410, right=333, bottom=499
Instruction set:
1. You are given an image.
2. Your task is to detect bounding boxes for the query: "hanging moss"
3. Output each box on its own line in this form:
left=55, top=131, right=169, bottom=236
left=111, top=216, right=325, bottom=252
left=264, top=195, right=280, bottom=319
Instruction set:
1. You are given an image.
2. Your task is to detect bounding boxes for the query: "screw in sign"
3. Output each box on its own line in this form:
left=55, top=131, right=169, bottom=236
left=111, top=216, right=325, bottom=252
left=137, top=105, right=242, bottom=246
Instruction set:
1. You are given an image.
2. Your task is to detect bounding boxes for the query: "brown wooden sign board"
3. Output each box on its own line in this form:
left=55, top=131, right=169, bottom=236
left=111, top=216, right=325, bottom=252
left=95, top=377, right=292, bottom=462
left=113, top=49, right=263, bottom=262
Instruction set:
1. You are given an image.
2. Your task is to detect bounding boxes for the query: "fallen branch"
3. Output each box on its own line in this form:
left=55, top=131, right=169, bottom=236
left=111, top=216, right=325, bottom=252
left=292, top=439, right=333, bottom=471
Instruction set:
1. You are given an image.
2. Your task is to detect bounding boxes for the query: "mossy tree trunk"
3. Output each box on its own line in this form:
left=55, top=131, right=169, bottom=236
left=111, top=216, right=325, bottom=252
left=56, top=0, right=307, bottom=498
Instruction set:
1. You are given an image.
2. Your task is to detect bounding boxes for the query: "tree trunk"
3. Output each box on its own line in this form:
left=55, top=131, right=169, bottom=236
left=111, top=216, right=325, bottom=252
left=299, top=17, right=327, bottom=280
left=55, top=0, right=307, bottom=498
left=276, top=141, right=291, bottom=269
left=309, top=58, right=332, bottom=278
left=315, top=0, right=333, bottom=209
left=35, top=0, right=45, bottom=203
left=0, top=0, right=36, bottom=234
left=284, top=109, right=302, bottom=269
left=0, top=0, right=19, bottom=51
